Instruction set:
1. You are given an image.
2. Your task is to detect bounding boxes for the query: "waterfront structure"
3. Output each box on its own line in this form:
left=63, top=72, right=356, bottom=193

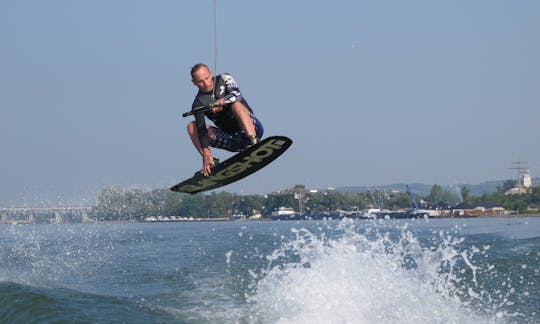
left=1, top=206, right=94, bottom=224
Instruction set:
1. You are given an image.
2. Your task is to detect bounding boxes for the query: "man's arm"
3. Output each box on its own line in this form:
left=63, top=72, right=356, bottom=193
left=193, top=111, right=215, bottom=176
left=221, top=74, right=243, bottom=104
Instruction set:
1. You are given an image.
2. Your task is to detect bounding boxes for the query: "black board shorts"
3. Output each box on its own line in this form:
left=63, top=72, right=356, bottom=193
left=210, top=116, right=264, bottom=152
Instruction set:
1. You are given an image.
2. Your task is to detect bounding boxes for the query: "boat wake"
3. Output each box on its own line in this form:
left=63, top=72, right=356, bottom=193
left=247, top=219, right=513, bottom=324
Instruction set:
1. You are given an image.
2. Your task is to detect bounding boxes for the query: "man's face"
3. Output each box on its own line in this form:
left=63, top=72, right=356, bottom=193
left=192, top=66, right=214, bottom=93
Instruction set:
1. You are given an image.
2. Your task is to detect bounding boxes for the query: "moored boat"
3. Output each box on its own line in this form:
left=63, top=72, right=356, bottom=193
left=271, top=207, right=303, bottom=220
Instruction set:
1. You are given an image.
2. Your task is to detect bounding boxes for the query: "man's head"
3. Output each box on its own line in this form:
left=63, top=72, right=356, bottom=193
left=191, top=63, right=214, bottom=93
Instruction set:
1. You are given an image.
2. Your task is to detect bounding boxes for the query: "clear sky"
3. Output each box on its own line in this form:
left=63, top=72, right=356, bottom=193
left=2, top=0, right=539, bottom=206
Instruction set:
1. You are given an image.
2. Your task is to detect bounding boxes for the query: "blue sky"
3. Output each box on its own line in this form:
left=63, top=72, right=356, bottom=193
left=1, top=0, right=539, bottom=205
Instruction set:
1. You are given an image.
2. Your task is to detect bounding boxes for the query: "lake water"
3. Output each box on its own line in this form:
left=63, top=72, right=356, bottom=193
left=1, top=217, right=539, bottom=323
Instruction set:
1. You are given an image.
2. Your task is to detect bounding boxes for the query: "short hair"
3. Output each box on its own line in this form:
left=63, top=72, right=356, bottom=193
left=191, top=63, right=209, bottom=78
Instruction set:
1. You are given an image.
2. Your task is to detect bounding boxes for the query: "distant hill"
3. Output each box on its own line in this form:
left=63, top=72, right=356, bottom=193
left=335, top=178, right=540, bottom=196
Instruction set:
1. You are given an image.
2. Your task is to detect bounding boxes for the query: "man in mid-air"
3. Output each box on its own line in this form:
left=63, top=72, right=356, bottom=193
left=187, top=63, right=264, bottom=176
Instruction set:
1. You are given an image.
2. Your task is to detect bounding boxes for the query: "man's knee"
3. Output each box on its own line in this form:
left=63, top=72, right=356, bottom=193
left=187, top=121, right=196, bottom=129
left=230, top=101, right=249, bottom=114
left=187, top=121, right=196, bottom=134
left=230, top=102, right=254, bottom=124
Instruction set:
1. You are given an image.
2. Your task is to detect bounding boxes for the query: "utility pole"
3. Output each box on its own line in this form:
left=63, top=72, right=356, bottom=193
left=510, top=160, right=528, bottom=194
left=510, top=160, right=528, bottom=215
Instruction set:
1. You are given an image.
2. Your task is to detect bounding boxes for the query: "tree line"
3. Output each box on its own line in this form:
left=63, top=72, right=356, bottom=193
left=90, top=182, right=540, bottom=221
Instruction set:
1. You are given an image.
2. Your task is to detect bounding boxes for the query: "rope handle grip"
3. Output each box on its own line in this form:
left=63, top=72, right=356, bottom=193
left=182, top=105, right=207, bottom=118
left=182, top=102, right=223, bottom=118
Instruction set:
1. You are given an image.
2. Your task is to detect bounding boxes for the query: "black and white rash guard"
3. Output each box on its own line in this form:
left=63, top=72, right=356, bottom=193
left=191, top=73, right=254, bottom=148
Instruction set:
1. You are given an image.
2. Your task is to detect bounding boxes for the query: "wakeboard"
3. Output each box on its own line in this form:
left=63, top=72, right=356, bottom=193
left=170, top=136, right=292, bottom=194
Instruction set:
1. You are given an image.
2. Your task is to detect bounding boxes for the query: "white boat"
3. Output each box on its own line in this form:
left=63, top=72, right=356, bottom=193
left=271, top=207, right=301, bottom=220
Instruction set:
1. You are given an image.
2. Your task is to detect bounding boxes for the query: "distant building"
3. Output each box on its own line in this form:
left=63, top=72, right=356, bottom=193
left=250, top=210, right=262, bottom=219
left=523, top=173, right=533, bottom=188
left=505, top=172, right=533, bottom=195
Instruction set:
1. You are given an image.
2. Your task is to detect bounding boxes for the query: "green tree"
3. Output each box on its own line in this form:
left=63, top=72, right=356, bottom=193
left=178, top=194, right=206, bottom=218
left=428, top=184, right=443, bottom=203
left=206, top=191, right=234, bottom=217
left=530, top=186, right=540, bottom=206
left=498, top=180, right=517, bottom=193
left=385, top=192, right=410, bottom=209
left=305, top=192, right=325, bottom=214
left=461, top=186, right=471, bottom=205
left=163, top=191, right=185, bottom=216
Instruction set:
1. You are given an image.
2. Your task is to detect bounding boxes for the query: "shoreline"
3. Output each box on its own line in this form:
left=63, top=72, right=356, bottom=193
left=140, top=214, right=540, bottom=223
left=3, top=214, right=539, bottom=226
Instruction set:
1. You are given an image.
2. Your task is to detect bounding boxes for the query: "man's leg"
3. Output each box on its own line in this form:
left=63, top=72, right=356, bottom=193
left=230, top=102, right=256, bottom=137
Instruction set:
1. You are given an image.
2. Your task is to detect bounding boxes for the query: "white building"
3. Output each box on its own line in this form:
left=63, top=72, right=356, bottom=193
left=505, top=172, right=533, bottom=195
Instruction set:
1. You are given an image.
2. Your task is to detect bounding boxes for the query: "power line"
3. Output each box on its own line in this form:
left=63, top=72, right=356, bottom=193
left=509, top=160, right=528, bottom=192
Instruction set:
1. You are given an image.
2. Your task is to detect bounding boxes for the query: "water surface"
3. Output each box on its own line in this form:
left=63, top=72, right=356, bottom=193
left=1, top=217, right=539, bottom=323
